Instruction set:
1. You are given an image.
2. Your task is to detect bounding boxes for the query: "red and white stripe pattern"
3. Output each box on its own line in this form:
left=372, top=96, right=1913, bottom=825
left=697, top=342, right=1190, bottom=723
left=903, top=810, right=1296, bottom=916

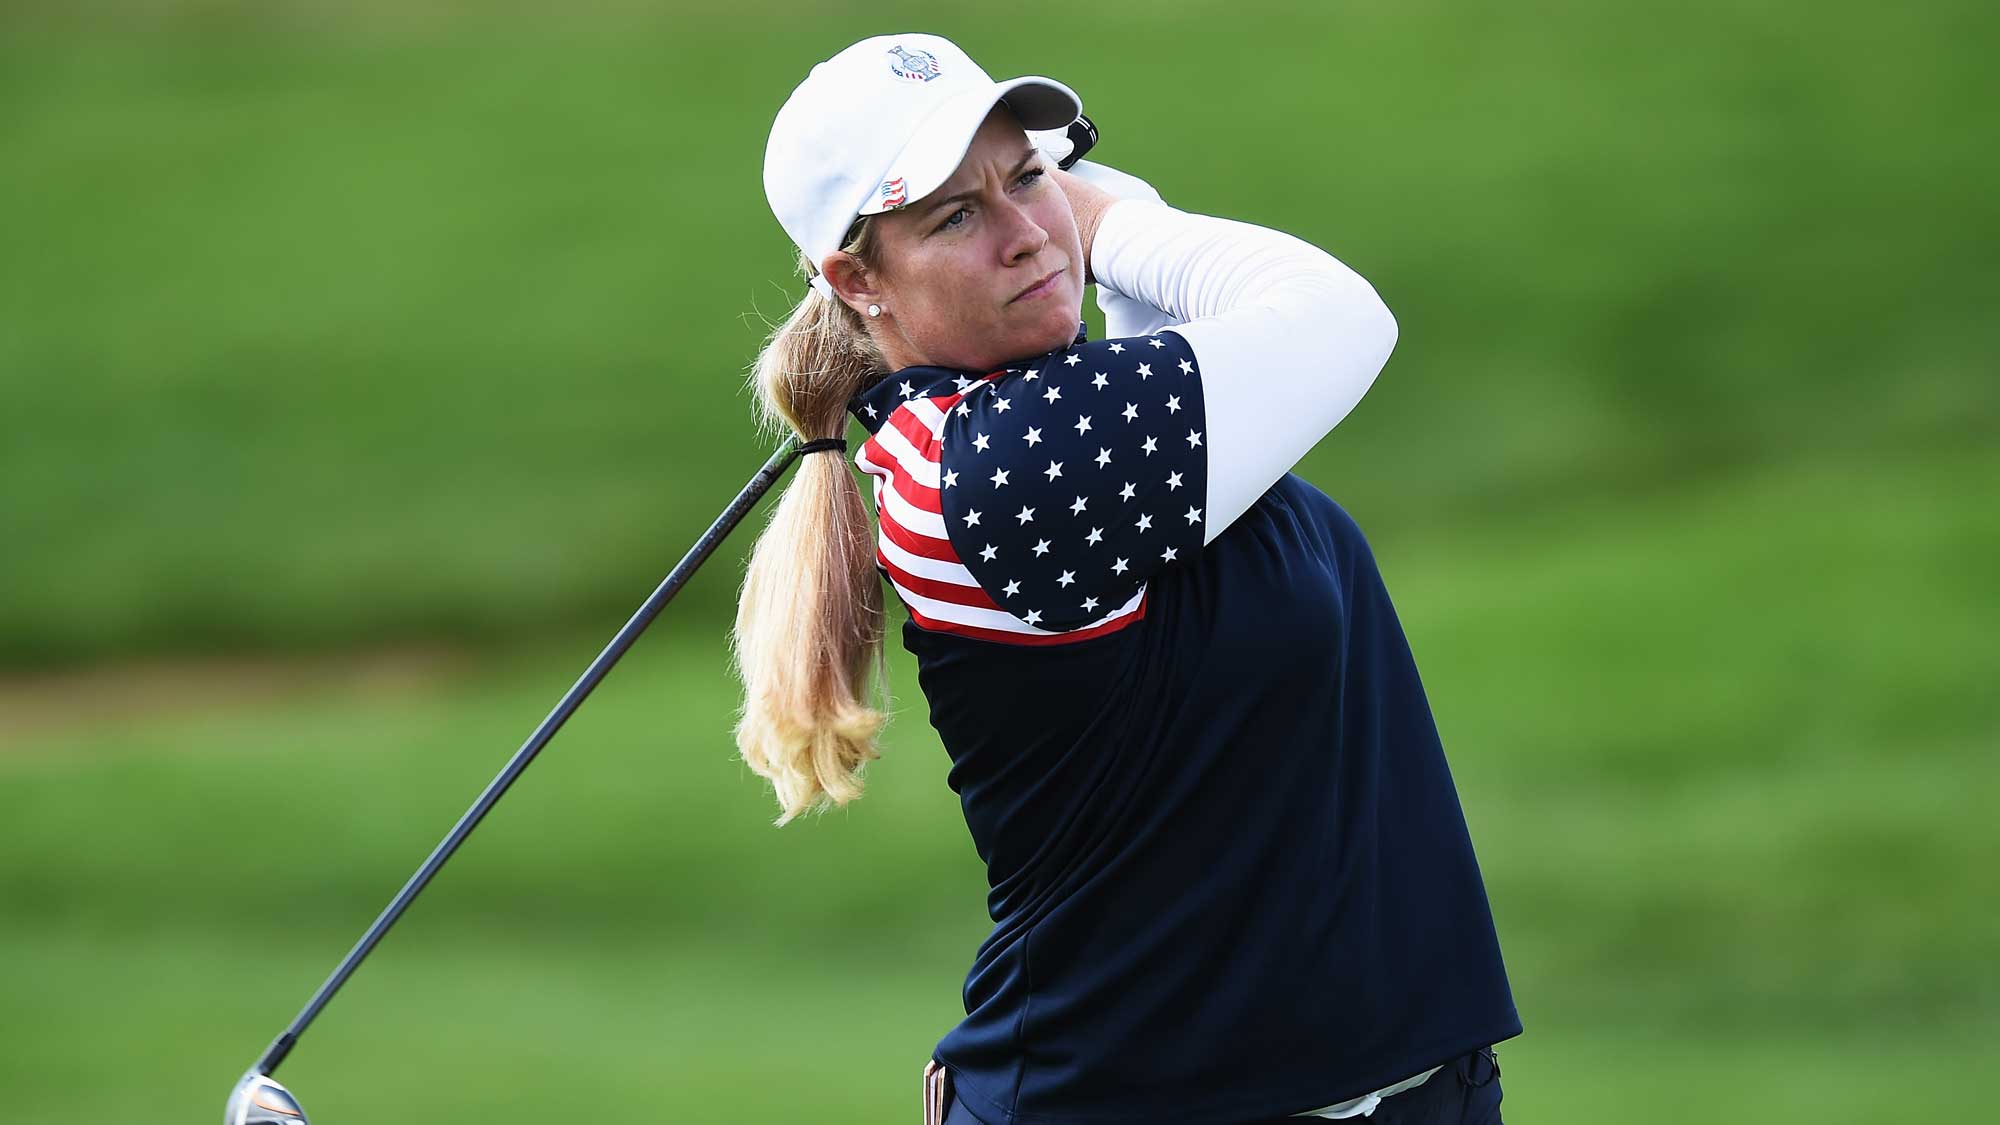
left=855, top=379, right=1148, bottom=645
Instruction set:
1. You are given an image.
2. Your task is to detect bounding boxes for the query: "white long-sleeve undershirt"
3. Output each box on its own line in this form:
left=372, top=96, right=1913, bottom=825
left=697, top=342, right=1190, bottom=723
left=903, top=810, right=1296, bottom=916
left=1087, top=196, right=1399, bottom=543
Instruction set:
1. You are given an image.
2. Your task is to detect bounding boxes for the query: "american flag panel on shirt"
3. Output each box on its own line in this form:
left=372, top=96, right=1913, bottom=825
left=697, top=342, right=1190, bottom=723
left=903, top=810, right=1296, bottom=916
left=849, top=332, right=1208, bottom=646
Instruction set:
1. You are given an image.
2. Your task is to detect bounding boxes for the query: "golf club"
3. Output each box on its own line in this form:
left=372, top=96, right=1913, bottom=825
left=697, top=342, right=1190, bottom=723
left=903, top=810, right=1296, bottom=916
left=223, top=435, right=842, bottom=1124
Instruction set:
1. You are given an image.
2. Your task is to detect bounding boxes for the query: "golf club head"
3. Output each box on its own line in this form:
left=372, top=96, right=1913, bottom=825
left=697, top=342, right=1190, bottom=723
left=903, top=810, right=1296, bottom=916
left=225, top=1070, right=309, bottom=1125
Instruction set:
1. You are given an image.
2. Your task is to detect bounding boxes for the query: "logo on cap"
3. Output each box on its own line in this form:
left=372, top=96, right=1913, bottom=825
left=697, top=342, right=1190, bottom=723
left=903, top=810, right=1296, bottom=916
left=886, top=46, right=943, bottom=82
left=879, top=178, right=908, bottom=207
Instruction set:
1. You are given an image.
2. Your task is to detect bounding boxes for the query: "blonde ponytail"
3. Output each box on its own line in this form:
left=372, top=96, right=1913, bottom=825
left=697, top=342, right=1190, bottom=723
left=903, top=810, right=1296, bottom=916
left=732, top=231, right=890, bottom=824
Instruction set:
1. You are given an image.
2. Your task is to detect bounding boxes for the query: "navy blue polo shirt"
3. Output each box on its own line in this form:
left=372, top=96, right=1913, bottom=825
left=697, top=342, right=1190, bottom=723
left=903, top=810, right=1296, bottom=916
left=848, top=330, right=1519, bottom=1124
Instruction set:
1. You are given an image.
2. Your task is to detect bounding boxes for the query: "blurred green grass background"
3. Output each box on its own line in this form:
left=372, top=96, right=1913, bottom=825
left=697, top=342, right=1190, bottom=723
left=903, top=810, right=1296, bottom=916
left=2, top=1, right=1994, bottom=1121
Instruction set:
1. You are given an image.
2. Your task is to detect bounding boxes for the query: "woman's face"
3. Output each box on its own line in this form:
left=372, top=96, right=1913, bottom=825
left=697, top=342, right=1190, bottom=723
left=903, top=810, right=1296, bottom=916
left=825, top=106, right=1085, bottom=374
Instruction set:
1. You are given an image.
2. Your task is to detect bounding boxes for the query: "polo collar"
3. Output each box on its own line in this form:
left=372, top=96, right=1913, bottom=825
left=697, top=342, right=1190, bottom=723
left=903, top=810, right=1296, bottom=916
left=846, top=322, right=1089, bottom=435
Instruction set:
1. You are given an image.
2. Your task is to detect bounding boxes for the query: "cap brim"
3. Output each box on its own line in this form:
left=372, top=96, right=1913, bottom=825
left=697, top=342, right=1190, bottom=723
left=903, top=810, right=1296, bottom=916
left=857, top=75, right=1082, bottom=218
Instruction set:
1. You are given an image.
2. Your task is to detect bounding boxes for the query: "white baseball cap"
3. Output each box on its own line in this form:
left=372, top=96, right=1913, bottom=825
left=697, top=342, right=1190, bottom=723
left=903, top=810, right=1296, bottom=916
left=763, top=33, right=1082, bottom=296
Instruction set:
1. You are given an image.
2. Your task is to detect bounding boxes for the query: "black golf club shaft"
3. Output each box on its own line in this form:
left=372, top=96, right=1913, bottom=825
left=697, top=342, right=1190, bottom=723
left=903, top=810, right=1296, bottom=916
left=254, top=437, right=822, bottom=1077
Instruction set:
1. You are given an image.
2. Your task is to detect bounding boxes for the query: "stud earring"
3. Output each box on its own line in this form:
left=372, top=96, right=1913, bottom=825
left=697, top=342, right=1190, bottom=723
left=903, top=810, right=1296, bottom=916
left=867, top=304, right=882, bottom=318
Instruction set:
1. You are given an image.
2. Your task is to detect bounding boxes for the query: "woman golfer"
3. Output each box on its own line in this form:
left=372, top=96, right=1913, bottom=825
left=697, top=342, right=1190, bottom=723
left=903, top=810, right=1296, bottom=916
left=733, top=33, right=1519, bottom=1125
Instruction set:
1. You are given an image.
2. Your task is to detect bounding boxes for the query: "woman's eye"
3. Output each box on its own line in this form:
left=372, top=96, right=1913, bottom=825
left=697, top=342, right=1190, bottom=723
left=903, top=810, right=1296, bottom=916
left=933, top=169, right=1043, bottom=233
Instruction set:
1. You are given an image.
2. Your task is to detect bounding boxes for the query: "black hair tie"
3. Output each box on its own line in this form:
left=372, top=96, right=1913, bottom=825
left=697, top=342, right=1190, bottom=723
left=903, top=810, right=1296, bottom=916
left=796, top=437, right=848, bottom=457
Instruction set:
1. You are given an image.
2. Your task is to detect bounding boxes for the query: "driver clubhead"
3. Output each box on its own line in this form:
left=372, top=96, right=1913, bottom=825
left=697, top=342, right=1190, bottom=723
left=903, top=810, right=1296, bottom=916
left=226, top=1071, right=308, bottom=1125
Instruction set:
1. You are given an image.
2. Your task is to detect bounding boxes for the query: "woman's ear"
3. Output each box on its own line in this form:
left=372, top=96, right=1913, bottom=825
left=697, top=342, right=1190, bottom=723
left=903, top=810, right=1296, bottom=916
left=820, top=251, right=884, bottom=319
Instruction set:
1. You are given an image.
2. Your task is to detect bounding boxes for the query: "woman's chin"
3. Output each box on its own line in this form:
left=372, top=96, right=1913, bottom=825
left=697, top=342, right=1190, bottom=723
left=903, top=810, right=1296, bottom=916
left=959, top=299, right=1084, bottom=370
left=1019, top=302, right=1085, bottom=355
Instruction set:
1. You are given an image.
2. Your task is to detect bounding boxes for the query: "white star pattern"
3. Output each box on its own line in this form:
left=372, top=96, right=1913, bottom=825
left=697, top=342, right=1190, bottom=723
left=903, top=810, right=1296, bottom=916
left=852, top=332, right=1205, bottom=641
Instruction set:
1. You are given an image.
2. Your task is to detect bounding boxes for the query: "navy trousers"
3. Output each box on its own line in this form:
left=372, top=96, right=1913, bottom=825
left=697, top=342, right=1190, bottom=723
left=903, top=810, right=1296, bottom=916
left=941, top=1047, right=1503, bottom=1125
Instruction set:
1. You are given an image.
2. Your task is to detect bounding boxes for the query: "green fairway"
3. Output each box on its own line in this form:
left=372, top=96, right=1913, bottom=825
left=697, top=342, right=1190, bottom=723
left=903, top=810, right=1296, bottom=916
left=2, top=929, right=1991, bottom=1123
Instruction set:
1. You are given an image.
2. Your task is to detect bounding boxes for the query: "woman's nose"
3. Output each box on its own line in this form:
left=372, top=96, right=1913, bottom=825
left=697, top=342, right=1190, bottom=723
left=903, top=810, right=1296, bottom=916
left=997, top=201, right=1048, bottom=263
